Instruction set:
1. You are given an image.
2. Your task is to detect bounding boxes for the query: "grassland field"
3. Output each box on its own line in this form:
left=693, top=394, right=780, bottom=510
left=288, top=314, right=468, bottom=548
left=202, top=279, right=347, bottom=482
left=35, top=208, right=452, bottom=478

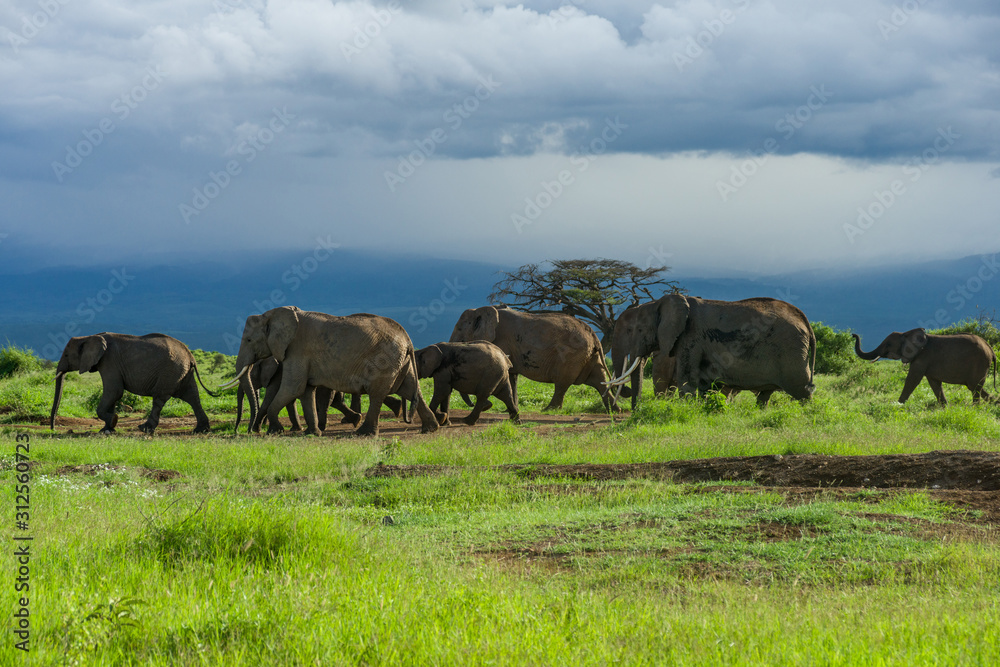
left=3, top=345, right=1000, bottom=665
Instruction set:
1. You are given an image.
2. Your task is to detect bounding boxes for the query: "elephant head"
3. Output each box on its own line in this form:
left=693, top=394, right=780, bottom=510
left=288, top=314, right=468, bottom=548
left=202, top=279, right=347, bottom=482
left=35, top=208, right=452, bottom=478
left=610, top=295, right=690, bottom=409
left=415, top=344, right=443, bottom=379
left=233, top=306, right=301, bottom=377
left=450, top=306, right=500, bottom=343
left=854, top=329, right=928, bottom=364
left=50, top=335, right=108, bottom=429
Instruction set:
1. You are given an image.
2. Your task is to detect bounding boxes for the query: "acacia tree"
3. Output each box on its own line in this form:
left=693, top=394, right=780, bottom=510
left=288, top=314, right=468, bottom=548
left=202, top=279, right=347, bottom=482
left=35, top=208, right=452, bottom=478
left=488, top=258, right=684, bottom=351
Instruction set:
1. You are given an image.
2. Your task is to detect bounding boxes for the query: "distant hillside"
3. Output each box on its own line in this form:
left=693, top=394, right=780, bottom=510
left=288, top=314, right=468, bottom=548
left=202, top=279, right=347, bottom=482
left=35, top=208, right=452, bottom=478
left=1, top=250, right=997, bottom=359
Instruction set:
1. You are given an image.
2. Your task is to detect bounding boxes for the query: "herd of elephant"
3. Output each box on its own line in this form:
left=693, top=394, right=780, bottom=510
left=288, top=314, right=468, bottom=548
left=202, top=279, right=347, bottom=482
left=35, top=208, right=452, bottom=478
left=48, top=295, right=998, bottom=437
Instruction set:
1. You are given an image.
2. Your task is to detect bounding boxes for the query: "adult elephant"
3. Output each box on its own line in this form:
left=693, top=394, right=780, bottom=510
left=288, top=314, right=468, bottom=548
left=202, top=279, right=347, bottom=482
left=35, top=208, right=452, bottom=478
left=50, top=333, right=216, bottom=434
left=853, top=329, right=996, bottom=405
left=609, top=296, right=815, bottom=408
left=226, top=307, right=437, bottom=437
left=449, top=306, right=619, bottom=411
left=238, top=358, right=383, bottom=433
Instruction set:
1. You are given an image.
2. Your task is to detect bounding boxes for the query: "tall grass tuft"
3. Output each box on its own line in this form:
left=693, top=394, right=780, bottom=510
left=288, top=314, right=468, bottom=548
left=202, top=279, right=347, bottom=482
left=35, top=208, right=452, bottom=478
left=0, top=344, right=42, bottom=378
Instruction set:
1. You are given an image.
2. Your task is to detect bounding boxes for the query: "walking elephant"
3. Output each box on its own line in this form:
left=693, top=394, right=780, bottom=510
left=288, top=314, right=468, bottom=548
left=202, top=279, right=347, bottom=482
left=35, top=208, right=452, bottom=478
left=238, top=358, right=391, bottom=433
left=50, top=333, right=216, bottom=434
left=449, top=306, right=619, bottom=411
left=609, top=296, right=816, bottom=408
left=415, top=341, right=519, bottom=426
left=226, top=307, right=437, bottom=437
left=853, top=329, right=996, bottom=405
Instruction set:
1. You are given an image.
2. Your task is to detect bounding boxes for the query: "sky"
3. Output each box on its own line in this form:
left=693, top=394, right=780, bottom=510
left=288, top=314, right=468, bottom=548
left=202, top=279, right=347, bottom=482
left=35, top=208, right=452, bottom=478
left=1, top=0, right=999, bottom=277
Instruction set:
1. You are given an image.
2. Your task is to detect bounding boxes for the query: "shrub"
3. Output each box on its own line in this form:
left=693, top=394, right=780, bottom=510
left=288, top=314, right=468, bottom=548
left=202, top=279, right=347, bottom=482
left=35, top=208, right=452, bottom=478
left=931, top=317, right=1000, bottom=348
left=0, top=345, right=42, bottom=379
left=811, top=322, right=857, bottom=375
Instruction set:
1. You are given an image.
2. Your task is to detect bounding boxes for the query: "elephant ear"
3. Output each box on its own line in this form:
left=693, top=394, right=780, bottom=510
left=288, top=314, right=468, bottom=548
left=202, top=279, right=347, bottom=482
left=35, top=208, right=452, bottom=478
left=416, top=345, right=443, bottom=378
left=79, top=335, right=108, bottom=374
left=900, top=328, right=928, bottom=364
left=472, top=307, right=500, bottom=342
left=656, top=294, right=690, bottom=356
left=265, top=307, right=300, bottom=363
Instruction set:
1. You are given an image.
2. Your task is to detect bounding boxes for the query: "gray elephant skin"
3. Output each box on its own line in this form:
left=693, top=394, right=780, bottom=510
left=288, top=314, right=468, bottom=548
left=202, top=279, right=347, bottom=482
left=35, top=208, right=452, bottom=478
left=449, top=306, right=618, bottom=411
left=50, top=333, right=216, bottom=434
left=238, top=358, right=370, bottom=433
left=415, top=341, right=520, bottom=426
left=854, top=329, right=996, bottom=404
left=232, top=306, right=437, bottom=436
left=611, top=295, right=816, bottom=408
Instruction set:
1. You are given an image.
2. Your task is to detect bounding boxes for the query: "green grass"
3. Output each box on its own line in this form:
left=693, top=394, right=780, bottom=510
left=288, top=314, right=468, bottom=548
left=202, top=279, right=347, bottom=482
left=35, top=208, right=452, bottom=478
left=3, top=349, right=1000, bottom=663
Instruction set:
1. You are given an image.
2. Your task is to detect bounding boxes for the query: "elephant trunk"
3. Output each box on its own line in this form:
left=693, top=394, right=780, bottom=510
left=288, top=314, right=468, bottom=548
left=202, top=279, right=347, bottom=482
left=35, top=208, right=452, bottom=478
left=245, top=366, right=258, bottom=433
left=630, top=359, right=644, bottom=411
left=50, top=371, right=66, bottom=430
left=853, top=334, right=881, bottom=361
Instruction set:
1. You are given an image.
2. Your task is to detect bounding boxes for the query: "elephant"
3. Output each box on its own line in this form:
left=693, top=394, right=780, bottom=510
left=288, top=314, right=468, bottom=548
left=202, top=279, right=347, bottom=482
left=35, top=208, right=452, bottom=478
left=50, top=333, right=216, bottom=434
left=227, top=306, right=437, bottom=437
left=609, top=296, right=816, bottom=408
left=646, top=351, right=749, bottom=403
left=853, top=329, right=997, bottom=405
left=237, top=358, right=391, bottom=433
left=415, top=341, right=520, bottom=426
left=449, top=306, right=619, bottom=412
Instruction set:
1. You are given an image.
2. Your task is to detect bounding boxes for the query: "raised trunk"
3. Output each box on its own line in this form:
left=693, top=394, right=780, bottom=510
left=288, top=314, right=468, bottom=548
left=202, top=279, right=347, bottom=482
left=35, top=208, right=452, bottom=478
left=853, top=334, right=881, bottom=361
left=50, top=372, right=66, bottom=430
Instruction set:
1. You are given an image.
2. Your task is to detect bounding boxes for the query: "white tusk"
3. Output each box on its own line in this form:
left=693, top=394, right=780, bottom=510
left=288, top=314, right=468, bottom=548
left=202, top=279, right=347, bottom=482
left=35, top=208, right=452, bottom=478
left=605, top=356, right=642, bottom=386
left=218, top=365, right=249, bottom=390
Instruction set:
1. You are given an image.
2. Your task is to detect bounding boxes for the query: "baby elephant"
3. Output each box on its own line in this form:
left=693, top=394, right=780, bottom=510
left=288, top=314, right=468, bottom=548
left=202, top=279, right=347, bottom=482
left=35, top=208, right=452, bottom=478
left=415, top=341, right=520, bottom=426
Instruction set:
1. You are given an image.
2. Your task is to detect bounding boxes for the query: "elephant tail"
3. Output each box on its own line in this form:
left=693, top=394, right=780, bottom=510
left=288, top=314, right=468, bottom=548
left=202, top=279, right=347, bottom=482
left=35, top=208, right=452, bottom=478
left=806, top=329, right=817, bottom=395
left=193, top=363, right=222, bottom=398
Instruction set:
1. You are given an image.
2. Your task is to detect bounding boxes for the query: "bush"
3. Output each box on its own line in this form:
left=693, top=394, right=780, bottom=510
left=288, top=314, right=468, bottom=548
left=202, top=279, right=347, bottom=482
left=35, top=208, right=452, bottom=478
left=930, top=317, right=1000, bottom=348
left=811, top=322, right=857, bottom=375
left=0, top=345, right=43, bottom=379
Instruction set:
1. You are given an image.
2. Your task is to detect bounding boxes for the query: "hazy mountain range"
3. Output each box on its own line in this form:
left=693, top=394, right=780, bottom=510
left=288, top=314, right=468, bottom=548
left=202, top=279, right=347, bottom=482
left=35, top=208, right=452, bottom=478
left=2, top=250, right=997, bottom=360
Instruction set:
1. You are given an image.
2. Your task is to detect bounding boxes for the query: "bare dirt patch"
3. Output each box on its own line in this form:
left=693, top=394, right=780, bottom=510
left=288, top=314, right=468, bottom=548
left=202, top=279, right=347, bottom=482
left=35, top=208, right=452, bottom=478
left=54, top=463, right=182, bottom=482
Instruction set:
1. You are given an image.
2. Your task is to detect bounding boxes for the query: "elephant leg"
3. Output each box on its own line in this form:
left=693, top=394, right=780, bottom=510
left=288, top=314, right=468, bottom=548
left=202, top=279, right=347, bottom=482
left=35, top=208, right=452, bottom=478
left=493, top=379, right=520, bottom=424
left=266, top=380, right=307, bottom=434
left=350, top=393, right=363, bottom=415
left=428, top=382, right=450, bottom=426
left=356, top=389, right=387, bottom=437
left=285, top=400, right=303, bottom=431
left=509, top=371, right=519, bottom=406
left=175, top=374, right=211, bottom=433
left=383, top=395, right=403, bottom=418
left=927, top=378, right=948, bottom=405
left=235, top=385, right=245, bottom=432
left=333, top=391, right=362, bottom=426
left=897, top=367, right=925, bottom=404
left=582, top=365, right=620, bottom=413
left=462, top=393, right=494, bottom=426
left=299, top=385, right=321, bottom=436
left=315, top=386, right=333, bottom=431
left=389, top=370, right=438, bottom=435
left=755, top=390, right=774, bottom=409
left=96, top=386, right=123, bottom=434
left=544, top=383, right=569, bottom=411
left=140, top=396, right=169, bottom=434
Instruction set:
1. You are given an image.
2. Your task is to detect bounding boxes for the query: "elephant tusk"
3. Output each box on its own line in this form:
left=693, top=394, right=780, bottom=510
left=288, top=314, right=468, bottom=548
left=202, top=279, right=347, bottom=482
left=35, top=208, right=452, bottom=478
left=606, top=356, right=642, bottom=386
left=219, top=365, right=249, bottom=390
